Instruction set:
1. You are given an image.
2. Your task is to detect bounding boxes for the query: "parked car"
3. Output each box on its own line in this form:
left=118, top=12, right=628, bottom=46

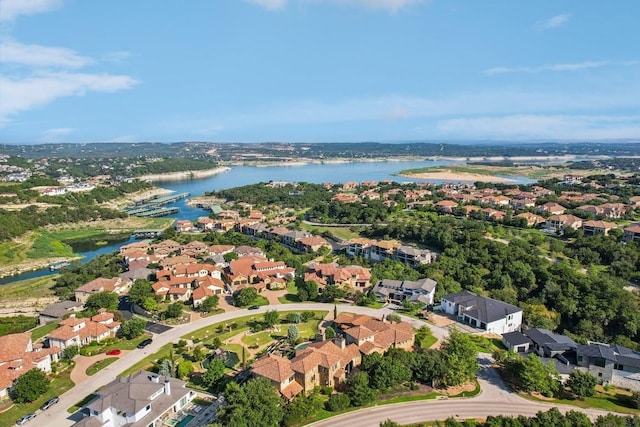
left=248, top=305, right=260, bottom=310
left=41, top=396, right=59, bottom=411
left=106, top=349, right=121, bottom=356
left=137, top=338, right=153, bottom=349
left=16, top=413, right=36, bottom=425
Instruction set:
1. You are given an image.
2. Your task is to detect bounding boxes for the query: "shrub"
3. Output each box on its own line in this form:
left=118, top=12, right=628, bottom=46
left=321, top=386, right=333, bottom=395
left=326, top=393, right=351, bottom=412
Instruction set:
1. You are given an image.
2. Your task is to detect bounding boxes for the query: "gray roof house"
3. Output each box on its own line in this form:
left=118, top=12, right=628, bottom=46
left=577, top=342, right=640, bottom=390
left=439, top=290, right=522, bottom=335
left=38, top=300, right=83, bottom=325
left=373, top=278, right=437, bottom=306
left=73, top=370, right=196, bottom=427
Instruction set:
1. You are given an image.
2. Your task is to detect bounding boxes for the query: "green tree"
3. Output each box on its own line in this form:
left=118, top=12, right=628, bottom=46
left=176, top=361, right=194, bottom=379
left=298, top=280, right=319, bottom=301
left=439, top=328, right=479, bottom=386
left=325, top=326, right=336, bottom=339
left=283, top=392, right=322, bottom=426
left=566, top=370, right=597, bottom=400
left=320, top=285, right=347, bottom=302
left=347, top=372, right=377, bottom=406
left=201, top=295, right=220, bottom=312
left=85, top=291, right=118, bottom=311
left=287, top=324, right=299, bottom=342
left=165, top=301, right=183, bottom=319
left=192, top=345, right=207, bottom=362
left=517, top=354, right=560, bottom=397
left=216, top=377, right=284, bottom=427
left=202, top=358, right=225, bottom=389
left=10, top=369, right=49, bottom=403
left=142, top=296, right=158, bottom=311
left=119, top=317, right=147, bottom=340
left=129, top=279, right=154, bottom=306
left=264, top=310, right=279, bottom=328
left=158, top=359, right=174, bottom=377
left=233, top=287, right=258, bottom=307
left=63, top=344, right=79, bottom=360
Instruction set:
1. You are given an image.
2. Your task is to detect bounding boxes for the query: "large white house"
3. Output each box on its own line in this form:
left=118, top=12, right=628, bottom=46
left=73, top=370, right=196, bottom=427
left=438, top=290, right=522, bottom=334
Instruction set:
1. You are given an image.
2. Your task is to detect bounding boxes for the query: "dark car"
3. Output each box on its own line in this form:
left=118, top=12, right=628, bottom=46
left=137, top=338, right=153, bottom=349
left=248, top=305, right=260, bottom=310
left=41, top=396, right=59, bottom=411
left=16, top=413, right=36, bottom=425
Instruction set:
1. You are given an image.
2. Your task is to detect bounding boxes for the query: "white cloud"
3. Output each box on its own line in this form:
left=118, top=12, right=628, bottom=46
left=0, top=39, right=92, bottom=68
left=246, top=0, right=424, bottom=12
left=436, top=114, right=640, bottom=140
left=534, top=13, right=571, bottom=31
left=40, top=127, right=73, bottom=142
left=0, top=0, right=62, bottom=21
left=0, top=72, right=138, bottom=126
left=245, top=0, right=287, bottom=10
left=484, top=61, right=609, bottom=75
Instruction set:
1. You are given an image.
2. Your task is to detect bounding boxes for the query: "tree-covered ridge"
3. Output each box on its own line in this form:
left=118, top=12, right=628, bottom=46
left=209, top=182, right=333, bottom=210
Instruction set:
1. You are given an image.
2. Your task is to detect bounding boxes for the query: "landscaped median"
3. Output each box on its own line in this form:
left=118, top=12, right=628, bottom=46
left=85, top=357, right=119, bottom=376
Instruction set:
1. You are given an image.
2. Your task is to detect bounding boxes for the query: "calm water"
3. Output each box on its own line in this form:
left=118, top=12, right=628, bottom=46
left=1, top=160, right=535, bottom=285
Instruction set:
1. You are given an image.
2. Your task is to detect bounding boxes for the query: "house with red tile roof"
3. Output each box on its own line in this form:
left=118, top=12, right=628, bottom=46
left=582, top=220, right=618, bottom=236
left=251, top=337, right=362, bottom=400
left=544, top=214, right=583, bottom=233
left=0, top=332, right=59, bottom=399
left=536, top=202, right=566, bottom=215
left=304, top=263, right=372, bottom=291
left=623, top=224, right=640, bottom=242
left=47, top=310, right=120, bottom=353
left=334, top=313, right=415, bottom=355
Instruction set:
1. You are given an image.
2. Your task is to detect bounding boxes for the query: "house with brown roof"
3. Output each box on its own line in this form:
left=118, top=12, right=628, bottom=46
left=623, top=224, right=640, bottom=242
left=334, top=313, right=416, bottom=355
left=0, top=332, right=59, bottom=399
left=582, top=220, right=618, bottom=236
left=47, top=310, right=120, bottom=353
left=174, top=219, right=194, bottom=232
left=251, top=337, right=362, bottom=400
left=536, top=202, right=566, bottom=215
left=515, top=212, right=546, bottom=227
left=297, top=236, right=331, bottom=253
left=544, top=214, right=583, bottom=234
left=304, top=263, right=372, bottom=291
left=435, top=200, right=458, bottom=214
left=75, top=277, right=129, bottom=304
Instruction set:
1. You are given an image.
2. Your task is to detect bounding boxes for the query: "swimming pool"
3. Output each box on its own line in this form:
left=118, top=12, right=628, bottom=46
left=175, top=415, right=194, bottom=427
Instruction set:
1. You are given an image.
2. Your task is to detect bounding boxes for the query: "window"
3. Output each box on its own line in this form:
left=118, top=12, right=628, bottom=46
left=594, top=358, right=606, bottom=368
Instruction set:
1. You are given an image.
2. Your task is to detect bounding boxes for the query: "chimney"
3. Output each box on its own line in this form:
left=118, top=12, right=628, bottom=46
left=334, top=335, right=346, bottom=350
left=150, top=375, right=159, bottom=383
left=164, top=379, right=171, bottom=396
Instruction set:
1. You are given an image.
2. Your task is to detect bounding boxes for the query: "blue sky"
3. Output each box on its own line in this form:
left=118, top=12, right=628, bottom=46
left=0, top=0, right=639, bottom=144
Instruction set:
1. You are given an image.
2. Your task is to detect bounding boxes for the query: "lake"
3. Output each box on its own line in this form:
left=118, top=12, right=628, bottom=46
left=1, top=160, right=534, bottom=285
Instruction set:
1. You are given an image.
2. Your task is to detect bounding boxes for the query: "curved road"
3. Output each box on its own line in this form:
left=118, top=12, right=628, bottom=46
left=36, top=304, right=615, bottom=426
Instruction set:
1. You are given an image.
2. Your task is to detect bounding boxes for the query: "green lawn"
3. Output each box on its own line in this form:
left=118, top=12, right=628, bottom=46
left=86, top=357, right=119, bottom=376
left=0, top=372, right=75, bottom=427
left=278, top=281, right=301, bottom=304
left=255, top=295, right=269, bottom=306
left=241, top=330, right=274, bottom=347
left=79, top=334, right=152, bottom=356
left=0, top=315, right=37, bottom=337
left=468, top=335, right=504, bottom=354
left=30, top=322, right=59, bottom=341
left=522, top=386, right=640, bottom=415
left=0, top=275, right=57, bottom=301
left=299, top=223, right=361, bottom=241
left=67, top=393, right=98, bottom=413
left=415, top=327, right=438, bottom=350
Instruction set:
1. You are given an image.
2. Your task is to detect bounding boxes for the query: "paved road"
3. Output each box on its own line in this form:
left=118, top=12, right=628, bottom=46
left=36, top=304, right=618, bottom=427
left=308, top=354, right=616, bottom=427
left=40, top=303, right=437, bottom=426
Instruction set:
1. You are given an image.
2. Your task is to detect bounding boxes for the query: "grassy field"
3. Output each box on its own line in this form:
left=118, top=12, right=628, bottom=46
left=299, top=223, right=361, bottom=241
left=0, top=372, right=75, bottom=427
left=0, top=315, right=37, bottom=336
left=86, top=357, right=119, bottom=376
left=31, top=322, right=60, bottom=340
left=0, top=275, right=57, bottom=301
left=278, top=281, right=300, bottom=304
left=522, top=385, right=640, bottom=415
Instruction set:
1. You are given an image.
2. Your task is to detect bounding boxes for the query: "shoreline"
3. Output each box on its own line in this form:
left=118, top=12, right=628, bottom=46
left=399, top=171, right=517, bottom=183
left=137, top=166, right=231, bottom=183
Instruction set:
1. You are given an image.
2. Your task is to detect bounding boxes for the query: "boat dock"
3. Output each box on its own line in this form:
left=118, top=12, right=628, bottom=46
left=132, top=229, right=164, bottom=238
left=123, top=192, right=189, bottom=218
left=49, top=261, right=71, bottom=271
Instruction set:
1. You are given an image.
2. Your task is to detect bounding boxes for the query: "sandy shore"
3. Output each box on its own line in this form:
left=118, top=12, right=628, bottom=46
left=400, top=171, right=516, bottom=183
left=138, top=166, right=230, bottom=183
